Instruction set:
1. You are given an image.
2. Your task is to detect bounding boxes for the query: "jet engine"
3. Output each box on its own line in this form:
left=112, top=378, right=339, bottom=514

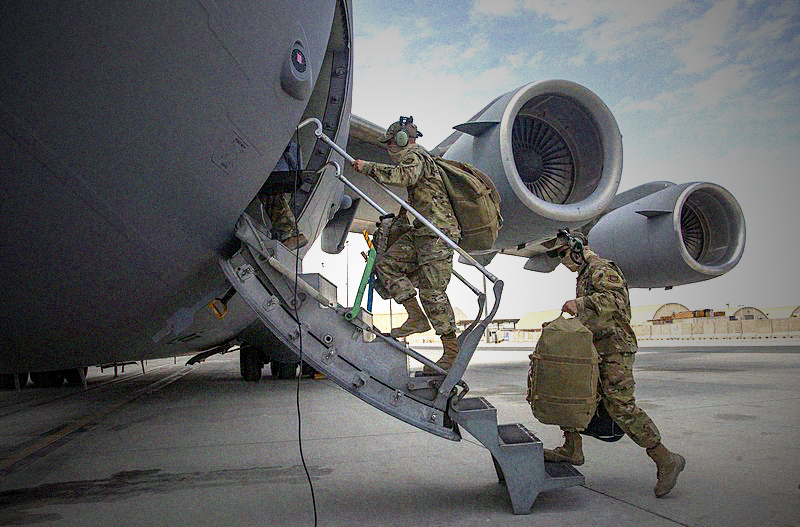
left=441, top=80, right=623, bottom=253
left=588, top=182, right=745, bottom=288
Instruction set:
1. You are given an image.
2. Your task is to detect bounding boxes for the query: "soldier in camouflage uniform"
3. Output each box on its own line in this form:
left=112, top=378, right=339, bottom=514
left=264, top=193, right=306, bottom=250
left=264, top=141, right=307, bottom=250
left=352, top=117, right=461, bottom=372
left=545, top=233, right=686, bottom=498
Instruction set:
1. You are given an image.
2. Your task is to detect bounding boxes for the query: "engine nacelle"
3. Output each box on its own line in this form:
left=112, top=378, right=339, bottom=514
left=588, top=182, right=746, bottom=288
left=442, top=80, right=623, bottom=250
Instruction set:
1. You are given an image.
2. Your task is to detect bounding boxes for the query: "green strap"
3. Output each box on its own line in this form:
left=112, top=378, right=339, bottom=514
left=345, top=247, right=377, bottom=320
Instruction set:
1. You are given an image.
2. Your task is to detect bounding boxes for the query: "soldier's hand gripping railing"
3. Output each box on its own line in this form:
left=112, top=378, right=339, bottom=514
left=299, top=118, right=504, bottom=404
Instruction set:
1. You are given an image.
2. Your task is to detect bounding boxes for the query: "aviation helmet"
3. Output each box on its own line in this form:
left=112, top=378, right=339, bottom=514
left=380, top=116, right=423, bottom=147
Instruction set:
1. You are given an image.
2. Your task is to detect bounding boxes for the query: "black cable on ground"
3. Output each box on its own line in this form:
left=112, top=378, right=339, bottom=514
left=290, top=131, right=318, bottom=527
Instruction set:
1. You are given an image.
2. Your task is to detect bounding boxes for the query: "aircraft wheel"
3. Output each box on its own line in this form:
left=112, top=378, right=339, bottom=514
left=240, top=346, right=262, bottom=382
left=1, top=372, right=28, bottom=390
left=271, top=360, right=298, bottom=379
left=63, top=367, right=88, bottom=386
left=30, top=370, right=65, bottom=388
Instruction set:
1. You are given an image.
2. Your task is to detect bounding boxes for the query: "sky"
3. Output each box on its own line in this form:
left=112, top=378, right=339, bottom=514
left=305, top=0, right=800, bottom=320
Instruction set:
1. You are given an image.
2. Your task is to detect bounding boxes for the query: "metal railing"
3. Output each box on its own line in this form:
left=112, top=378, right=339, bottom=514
left=297, top=118, right=504, bottom=396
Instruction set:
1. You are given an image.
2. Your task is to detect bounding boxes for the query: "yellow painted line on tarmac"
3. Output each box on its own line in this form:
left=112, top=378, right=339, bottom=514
left=0, top=367, right=193, bottom=472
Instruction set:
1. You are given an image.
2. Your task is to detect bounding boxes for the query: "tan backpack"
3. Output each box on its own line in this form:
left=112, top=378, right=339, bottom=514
left=433, top=157, right=503, bottom=252
left=527, top=315, right=600, bottom=429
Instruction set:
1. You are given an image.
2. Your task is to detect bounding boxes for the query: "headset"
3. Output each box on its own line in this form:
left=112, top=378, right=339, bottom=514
left=393, top=116, right=422, bottom=147
left=546, top=229, right=586, bottom=258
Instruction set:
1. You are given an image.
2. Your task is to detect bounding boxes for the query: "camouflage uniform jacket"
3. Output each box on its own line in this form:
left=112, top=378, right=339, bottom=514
left=574, top=251, right=638, bottom=354
left=361, top=144, right=460, bottom=239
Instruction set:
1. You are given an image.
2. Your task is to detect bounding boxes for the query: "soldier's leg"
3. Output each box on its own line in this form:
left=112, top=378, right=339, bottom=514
left=600, top=351, right=685, bottom=496
left=265, top=193, right=296, bottom=240
left=264, top=193, right=307, bottom=249
left=415, top=236, right=458, bottom=371
left=599, top=351, right=661, bottom=448
left=374, top=231, right=418, bottom=303
left=374, top=232, right=430, bottom=336
left=415, top=236, right=456, bottom=336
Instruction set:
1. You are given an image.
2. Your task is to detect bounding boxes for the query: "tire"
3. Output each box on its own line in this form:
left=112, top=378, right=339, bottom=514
left=239, top=346, right=262, bottom=382
left=271, top=360, right=298, bottom=379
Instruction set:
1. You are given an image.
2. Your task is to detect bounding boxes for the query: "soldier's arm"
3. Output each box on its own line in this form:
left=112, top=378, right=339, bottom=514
left=575, top=264, right=627, bottom=329
left=361, top=152, right=423, bottom=187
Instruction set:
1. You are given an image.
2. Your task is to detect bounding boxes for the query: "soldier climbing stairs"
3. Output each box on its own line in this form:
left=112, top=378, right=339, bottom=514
left=221, top=210, right=584, bottom=514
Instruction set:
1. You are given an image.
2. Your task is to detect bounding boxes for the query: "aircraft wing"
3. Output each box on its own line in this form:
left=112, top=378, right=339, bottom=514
left=342, top=80, right=745, bottom=289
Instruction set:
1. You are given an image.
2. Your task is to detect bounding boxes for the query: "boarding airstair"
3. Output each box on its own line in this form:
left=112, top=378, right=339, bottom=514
left=219, top=120, right=583, bottom=514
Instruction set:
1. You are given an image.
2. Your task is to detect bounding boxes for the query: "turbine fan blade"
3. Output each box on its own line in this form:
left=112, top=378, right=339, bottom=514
left=512, top=115, right=575, bottom=204
left=681, top=205, right=705, bottom=260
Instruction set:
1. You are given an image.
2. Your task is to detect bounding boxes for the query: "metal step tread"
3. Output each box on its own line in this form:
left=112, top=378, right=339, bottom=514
left=454, top=396, right=494, bottom=412
left=545, top=461, right=583, bottom=478
left=498, top=423, right=540, bottom=445
left=543, top=461, right=585, bottom=491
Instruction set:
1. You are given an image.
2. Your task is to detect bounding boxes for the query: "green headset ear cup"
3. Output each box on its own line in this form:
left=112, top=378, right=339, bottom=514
left=394, top=129, right=409, bottom=147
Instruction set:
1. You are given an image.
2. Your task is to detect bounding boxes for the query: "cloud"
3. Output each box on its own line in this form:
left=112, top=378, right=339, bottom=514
left=473, top=0, right=519, bottom=16
left=675, top=0, right=738, bottom=75
left=355, top=25, right=409, bottom=70
left=689, top=64, right=754, bottom=107
left=615, top=97, right=664, bottom=113
left=566, top=54, right=585, bottom=67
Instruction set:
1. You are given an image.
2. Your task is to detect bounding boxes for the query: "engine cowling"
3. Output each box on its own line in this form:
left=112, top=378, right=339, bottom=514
left=588, top=182, right=746, bottom=288
left=441, top=80, right=623, bottom=251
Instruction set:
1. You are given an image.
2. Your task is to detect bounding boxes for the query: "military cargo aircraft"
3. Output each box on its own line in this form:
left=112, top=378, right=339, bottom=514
left=1, top=0, right=745, bottom=389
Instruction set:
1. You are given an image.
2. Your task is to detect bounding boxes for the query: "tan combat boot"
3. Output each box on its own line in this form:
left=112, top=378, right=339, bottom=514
left=436, top=332, right=460, bottom=370
left=281, top=233, right=308, bottom=251
left=423, top=332, right=459, bottom=373
left=646, top=443, right=686, bottom=497
left=544, top=430, right=585, bottom=465
left=390, top=297, right=431, bottom=338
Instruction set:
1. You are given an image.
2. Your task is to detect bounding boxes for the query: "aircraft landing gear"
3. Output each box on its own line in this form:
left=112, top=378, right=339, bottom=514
left=270, top=360, right=298, bottom=379
left=239, top=345, right=263, bottom=382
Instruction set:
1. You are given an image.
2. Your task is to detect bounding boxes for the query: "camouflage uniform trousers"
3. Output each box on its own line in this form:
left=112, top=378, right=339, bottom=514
left=264, top=193, right=297, bottom=241
left=374, top=230, right=457, bottom=336
left=595, top=338, right=661, bottom=449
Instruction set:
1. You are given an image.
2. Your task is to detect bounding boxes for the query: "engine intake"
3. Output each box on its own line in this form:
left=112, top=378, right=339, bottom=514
left=443, top=80, right=622, bottom=249
left=588, top=182, right=746, bottom=288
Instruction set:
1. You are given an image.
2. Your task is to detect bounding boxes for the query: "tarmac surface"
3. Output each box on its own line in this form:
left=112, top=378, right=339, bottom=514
left=1, top=343, right=799, bottom=526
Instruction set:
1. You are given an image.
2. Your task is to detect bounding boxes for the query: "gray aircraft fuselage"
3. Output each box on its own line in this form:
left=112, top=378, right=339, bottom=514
left=1, top=0, right=354, bottom=373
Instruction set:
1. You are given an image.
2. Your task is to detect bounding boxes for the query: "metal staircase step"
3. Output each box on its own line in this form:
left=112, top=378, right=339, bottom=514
left=453, top=396, right=492, bottom=412
left=226, top=215, right=582, bottom=515
left=448, top=400, right=585, bottom=515
left=498, top=423, right=538, bottom=445
left=543, top=461, right=585, bottom=491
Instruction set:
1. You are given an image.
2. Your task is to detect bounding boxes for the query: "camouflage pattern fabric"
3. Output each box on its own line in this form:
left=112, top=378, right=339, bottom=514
left=574, top=250, right=638, bottom=353
left=264, top=192, right=297, bottom=241
left=363, top=143, right=460, bottom=336
left=571, top=250, right=661, bottom=448
left=597, top=351, right=661, bottom=448
left=361, top=144, right=460, bottom=239
left=374, top=231, right=457, bottom=336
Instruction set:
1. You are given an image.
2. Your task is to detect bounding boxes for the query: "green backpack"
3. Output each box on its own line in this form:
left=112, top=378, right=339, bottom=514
left=433, top=157, right=503, bottom=252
